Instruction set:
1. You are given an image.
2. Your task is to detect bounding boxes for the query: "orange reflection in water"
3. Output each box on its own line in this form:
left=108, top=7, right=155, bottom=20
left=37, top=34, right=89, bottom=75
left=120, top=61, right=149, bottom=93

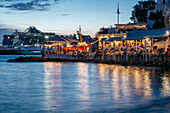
left=98, top=64, right=152, bottom=100
left=44, top=62, right=62, bottom=110
left=42, top=62, right=170, bottom=111
left=161, top=73, right=170, bottom=96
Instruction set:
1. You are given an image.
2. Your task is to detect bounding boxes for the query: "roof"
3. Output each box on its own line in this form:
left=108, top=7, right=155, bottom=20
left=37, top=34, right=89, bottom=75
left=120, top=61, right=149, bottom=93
left=101, top=38, right=107, bottom=42
left=61, top=36, right=79, bottom=42
left=46, top=35, right=79, bottom=42
left=46, top=35, right=66, bottom=42
left=125, top=28, right=170, bottom=40
left=145, top=35, right=167, bottom=39
left=104, top=36, right=124, bottom=42
left=115, top=23, right=147, bottom=26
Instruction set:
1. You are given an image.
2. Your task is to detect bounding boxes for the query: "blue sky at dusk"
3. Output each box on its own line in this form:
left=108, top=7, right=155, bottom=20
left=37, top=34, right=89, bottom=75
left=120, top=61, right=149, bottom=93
left=0, top=0, right=142, bottom=42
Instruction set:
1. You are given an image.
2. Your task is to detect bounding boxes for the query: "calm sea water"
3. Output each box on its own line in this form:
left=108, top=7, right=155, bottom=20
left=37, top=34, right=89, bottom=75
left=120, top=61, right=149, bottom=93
left=0, top=55, right=170, bottom=113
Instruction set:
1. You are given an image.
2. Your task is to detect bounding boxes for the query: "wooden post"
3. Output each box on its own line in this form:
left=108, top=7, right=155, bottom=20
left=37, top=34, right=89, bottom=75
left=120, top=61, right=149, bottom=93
left=136, top=40, right=137, bottom=51
left=126, top=40, right=128, bottom=61
left=56, top=43, right=58, bottom=51
left=99, top=38, right=101, bottom=49
left=84, top=43, right=85, bottom=51
left=59, top=43, right=60, bottom=53
left=102, top=42, right=105, bottom=59
left=61, top=43, right=63, bottom=54
left=145, top=39, right=147, bottom=62
left=165, top=37, right=169, bottom=52
left=113, top=41, right=116, bottom=60
left=66, top=42, right=67, bottom=54
left=152, top=38, right=153, bottom=51
left=78, top=43, right=79, bottom=52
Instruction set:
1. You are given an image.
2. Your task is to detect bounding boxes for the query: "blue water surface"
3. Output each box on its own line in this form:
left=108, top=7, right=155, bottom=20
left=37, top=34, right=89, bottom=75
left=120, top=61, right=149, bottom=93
left=0, top=55, right=169, bottom=113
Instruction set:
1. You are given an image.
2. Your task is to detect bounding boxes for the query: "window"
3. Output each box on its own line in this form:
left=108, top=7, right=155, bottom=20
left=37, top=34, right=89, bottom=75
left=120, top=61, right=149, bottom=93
left=163, top=0, right=166, bottom=4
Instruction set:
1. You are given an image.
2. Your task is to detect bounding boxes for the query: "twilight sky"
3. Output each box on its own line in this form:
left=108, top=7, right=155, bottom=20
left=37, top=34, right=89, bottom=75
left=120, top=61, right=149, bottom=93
left=0, top=0, right=143, bottom=42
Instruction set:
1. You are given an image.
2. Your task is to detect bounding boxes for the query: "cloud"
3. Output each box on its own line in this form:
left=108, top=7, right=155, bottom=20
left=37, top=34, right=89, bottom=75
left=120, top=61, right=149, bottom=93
left=0, top=0, right=59, bottom=11
left=61, top=13, right=69, bottom=16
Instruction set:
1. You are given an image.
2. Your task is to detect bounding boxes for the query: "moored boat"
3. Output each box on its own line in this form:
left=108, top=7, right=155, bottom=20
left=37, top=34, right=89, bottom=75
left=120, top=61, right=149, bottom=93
left=16, top=46, right=43, bottom=55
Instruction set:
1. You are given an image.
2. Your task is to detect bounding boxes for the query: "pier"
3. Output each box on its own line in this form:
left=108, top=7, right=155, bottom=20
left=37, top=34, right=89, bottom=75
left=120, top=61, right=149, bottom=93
left=7, top=54, right=170, bottom=67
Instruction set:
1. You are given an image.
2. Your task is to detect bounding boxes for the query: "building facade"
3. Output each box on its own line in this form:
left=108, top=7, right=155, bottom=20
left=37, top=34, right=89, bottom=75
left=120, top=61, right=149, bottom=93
left=96, top=23, right=147, bottom=48
left=115, top=23, right=147, bottom=33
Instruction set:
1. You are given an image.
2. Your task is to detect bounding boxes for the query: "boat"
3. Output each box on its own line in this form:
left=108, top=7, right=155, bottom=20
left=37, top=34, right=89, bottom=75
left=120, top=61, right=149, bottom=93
left=16, top=46, right=44, bottom=55
left=0, top=45, right=19, bottom=55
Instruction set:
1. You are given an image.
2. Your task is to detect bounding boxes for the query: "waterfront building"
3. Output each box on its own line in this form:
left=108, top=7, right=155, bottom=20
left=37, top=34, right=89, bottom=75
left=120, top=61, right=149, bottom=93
left=71, top=33, right=93, bottom=44
left=96, top=23, right=147, bottom=48
left=44, top=35, right=79, bottom=53
left=115, top=23, right=147, bottom=33
left=101, top=28, right=170, bottom=62
left=73, top=26, right=93, bottom=44
left=148, top=0, right=170, bottom=28
left=3, top=26, right=55, bottom=46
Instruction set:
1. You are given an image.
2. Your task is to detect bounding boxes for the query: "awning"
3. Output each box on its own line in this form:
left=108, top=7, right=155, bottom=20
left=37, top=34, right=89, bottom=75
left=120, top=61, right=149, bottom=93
left=145, top=35, right=168, bottom=39
left=101, top=38, right=107, bottom=42
left=46, top=35, right=79, bottom=42
left=105, top=36, right=124, bottom=42
left=125, top=28, right=170, bottom=40
left=46, top=35, right=66, bottom=42
left=124, top=36, right=145, bottom=40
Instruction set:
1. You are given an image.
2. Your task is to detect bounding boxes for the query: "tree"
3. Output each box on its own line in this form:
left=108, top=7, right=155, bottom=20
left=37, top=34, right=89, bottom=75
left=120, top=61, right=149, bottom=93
left=130, top=0, right=156, bottom=23
left=148, top=10, right=165, bottom=29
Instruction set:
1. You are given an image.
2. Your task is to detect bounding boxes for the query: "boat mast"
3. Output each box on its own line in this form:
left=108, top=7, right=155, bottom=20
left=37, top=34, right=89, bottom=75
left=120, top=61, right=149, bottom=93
left=79, top=25, right=83, bottom=43
left=117, top=2, right=120, bottom=25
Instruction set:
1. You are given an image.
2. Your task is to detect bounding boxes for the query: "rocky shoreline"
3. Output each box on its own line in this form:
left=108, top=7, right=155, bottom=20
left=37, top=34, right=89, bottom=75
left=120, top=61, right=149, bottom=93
left=7, top=56, right=170, bottom=67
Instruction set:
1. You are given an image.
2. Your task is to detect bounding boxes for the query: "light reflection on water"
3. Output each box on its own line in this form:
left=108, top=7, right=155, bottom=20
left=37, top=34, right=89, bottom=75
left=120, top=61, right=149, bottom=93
left=43, top=62, right=170, bottom=112
left=0, top=56, right=169, bottom=113
left=44, top=62, right=62, bottom=111
left=161, top=72, right=170, bottom=96
left=77, top=63, right=90, bottom=110
left=98, top=65, right=152, bottom=99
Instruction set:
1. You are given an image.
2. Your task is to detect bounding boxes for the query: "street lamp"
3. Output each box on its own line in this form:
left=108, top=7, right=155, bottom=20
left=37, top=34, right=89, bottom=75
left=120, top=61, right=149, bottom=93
left=166, top=31, right=169, bottom=36
left=45, top=35, right=49, bottom=39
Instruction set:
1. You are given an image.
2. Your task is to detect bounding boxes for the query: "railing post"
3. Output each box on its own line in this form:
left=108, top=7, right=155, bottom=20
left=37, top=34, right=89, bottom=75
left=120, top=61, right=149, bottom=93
left=126, top=40, right=128, bottom=61
left=113, top=41, right=116, bottom=61
left=102, top=42, right=105, bottom=60
left=145, top=39, right=147, bottom=62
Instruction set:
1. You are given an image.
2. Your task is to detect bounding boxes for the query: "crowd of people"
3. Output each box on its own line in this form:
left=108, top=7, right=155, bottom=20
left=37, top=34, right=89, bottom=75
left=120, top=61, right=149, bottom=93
left=75, top=46, right=170, bottom=62
left=46, top=44, right=170, bottom=62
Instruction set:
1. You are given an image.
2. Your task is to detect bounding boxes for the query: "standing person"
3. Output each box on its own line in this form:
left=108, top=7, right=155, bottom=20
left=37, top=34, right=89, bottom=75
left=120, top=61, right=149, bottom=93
left=136, top=48, right=140, bottom=61
left=77, top=51, right=80, bottom=59
left=72, top=50, right=76, bottom=59
left=167, top=47, right=170, bottom=61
